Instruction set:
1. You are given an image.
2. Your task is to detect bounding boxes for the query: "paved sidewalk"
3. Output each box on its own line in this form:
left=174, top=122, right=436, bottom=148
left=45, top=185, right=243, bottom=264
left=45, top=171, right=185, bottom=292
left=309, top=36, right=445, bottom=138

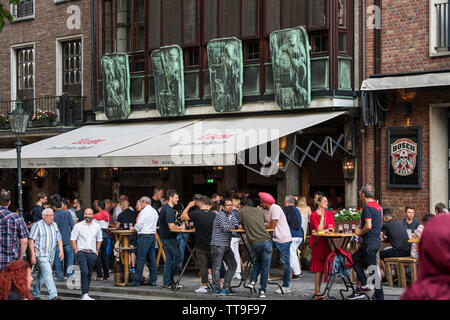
left=36, top=266, right=405, bottom=300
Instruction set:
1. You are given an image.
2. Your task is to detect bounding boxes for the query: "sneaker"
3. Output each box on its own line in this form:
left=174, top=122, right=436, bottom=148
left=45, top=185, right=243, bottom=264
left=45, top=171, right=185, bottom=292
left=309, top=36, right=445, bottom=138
left=51, top=296, right=61, bottom=300
left=81, top=294, right=95, bottom=300
left=221, top=288, right=238, bottom=296
left=162, top=284, right=173, bottom=290
left=246, top=281, right=257, bottom=289
left=356, top=286, right=371, bottom=294
left=213, top=290, right=222, bottom=296
left=291, top=273, right=303, bottom=279
left=258, top=291, right=266, bottom=299
left=275, top=287, right=291, bottom=294
left=346, top=292, right=366, bottom=300
left=174, top=283, right=183, bottom=289
left=195, top=286, right=208, bottom=294
left=233, top=273, right=241, bottom=280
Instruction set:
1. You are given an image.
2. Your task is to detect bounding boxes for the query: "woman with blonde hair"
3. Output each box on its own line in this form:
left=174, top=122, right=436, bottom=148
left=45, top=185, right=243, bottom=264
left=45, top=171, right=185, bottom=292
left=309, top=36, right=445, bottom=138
left=295, top=195, right=311, bottom=239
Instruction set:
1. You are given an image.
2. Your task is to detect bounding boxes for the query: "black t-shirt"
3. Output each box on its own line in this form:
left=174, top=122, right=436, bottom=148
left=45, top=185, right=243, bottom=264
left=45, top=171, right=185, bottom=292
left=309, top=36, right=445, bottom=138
left=188, top=209, right=216, bottom=251
left=75, top=209, right=84, bottom=222
left=381, top=220, right=411, bottom=252
left=361, top=201, right=383, bottom=248
left=401, top=218, right=421, bottom=233
left=117, top=208, right=138, bottom=227
left=151, top=199, right=162, bottom=212
left=158, top=204, right=177, bottom=240
left=32, top=204, right=44, bottom=222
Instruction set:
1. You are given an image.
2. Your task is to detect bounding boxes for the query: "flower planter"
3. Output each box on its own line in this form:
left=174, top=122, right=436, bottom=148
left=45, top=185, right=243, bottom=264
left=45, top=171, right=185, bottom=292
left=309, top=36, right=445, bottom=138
left=32, top=119, right=55, bottom=127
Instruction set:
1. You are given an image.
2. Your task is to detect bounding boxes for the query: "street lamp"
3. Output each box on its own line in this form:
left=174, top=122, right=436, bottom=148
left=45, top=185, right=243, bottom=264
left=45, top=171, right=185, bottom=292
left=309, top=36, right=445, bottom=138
left=9, top=101, right=29, bottom=217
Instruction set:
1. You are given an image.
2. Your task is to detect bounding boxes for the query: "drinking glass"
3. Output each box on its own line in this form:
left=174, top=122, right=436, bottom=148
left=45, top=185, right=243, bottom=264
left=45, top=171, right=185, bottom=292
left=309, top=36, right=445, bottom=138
left=124, top=223, right=129, bottom=230
left=344, top=224, right=349, bottom=233
left=338, top=225, right=344, bottom=233
left=351, top=224, right=356, bottom=233
left=328, top=224, right=333, bottom=233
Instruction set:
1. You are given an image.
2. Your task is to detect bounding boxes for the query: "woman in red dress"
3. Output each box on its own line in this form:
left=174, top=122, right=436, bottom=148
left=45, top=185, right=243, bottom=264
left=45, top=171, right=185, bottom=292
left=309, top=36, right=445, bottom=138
left=309, top=195, right=335, bottom=300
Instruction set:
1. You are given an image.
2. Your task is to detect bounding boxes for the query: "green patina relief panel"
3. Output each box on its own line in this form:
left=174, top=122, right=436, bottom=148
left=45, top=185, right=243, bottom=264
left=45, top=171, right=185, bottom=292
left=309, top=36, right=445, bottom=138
left=270, top=27, right=311, bottom=109
left=151, top=45, right=185, bottom=117
left=101, top=54, right=131, bottom=120
left=207, top=37, right=243, bottom=112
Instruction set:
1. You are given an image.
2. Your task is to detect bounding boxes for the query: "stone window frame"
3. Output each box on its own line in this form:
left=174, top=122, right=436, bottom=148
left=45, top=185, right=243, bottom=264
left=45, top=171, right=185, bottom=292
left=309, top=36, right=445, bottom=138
left=10, top=0, right=35, bottom=22
left=429, top=0, right=450, bottom=57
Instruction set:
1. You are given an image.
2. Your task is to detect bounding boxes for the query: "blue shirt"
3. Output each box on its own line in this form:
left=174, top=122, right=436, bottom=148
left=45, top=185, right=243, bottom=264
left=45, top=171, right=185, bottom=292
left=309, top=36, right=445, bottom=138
left=29, top=220, right=61, bottom=260
left=158, top=204, right=177, bottom=240
left=361, top=201, right=383, bottom=248
left=54, top=210, right=74, bottom=245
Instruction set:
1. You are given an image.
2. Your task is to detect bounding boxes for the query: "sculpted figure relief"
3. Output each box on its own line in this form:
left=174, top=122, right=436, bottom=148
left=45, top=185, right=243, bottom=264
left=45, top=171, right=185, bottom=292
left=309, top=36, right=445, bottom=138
left=207, top=38, right=243, bottom=112
left=101, top=54, right=131, bottom=120
left=270, top=27, right=310, bottom=109
left=151, top=45, right=185, bottom=117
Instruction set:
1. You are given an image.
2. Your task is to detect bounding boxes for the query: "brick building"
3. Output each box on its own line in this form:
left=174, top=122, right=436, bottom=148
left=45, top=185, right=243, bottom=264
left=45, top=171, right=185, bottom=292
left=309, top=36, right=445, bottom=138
left=0, top=0, right=93, bottom=208
left=360, top=0, right=450, bottom=220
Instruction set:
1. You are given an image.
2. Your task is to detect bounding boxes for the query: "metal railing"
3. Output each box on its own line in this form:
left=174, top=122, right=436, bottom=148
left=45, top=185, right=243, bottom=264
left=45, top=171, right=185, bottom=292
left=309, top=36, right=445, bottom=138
left=436, top=1, right=450, bottom=51
left=0, top=95, right=85, bottom=130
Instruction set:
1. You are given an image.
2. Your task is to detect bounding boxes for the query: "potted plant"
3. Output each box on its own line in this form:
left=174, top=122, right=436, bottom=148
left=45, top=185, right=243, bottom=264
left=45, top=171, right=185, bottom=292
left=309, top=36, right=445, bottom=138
left=32, top=109, right=58, bottom=127
left=0, top=113, right=10, bottom=129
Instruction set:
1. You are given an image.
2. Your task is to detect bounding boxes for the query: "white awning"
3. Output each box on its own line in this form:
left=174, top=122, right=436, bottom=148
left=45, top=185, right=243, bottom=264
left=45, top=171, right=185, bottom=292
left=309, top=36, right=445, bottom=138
left=0, top=111, right=346, bottom=168
left=361, top=72, right=450, bottom=91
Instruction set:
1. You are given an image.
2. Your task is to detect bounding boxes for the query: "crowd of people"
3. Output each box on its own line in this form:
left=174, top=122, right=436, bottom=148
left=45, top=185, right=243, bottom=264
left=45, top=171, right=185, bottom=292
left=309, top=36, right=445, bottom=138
left=0, top=185, right=449, bottom=300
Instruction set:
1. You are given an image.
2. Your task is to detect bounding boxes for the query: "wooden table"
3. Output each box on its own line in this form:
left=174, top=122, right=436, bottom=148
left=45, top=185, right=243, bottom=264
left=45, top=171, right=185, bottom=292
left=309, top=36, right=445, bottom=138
left=110, top=229, right=137, bottom=287
left=408, top=237, right=420, bottom=244
left=311, top=231, right=367, bottom=300
left=171, top=229, right=204, bottom=291
left=229, top=228, right=283, bottom=294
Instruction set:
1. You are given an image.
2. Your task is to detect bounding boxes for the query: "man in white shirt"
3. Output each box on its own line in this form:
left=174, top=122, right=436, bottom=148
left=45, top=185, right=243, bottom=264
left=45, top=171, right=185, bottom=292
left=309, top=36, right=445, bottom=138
left=71, top=208, right=102, bottom=300
left=129, top=196, right=159, bottom=286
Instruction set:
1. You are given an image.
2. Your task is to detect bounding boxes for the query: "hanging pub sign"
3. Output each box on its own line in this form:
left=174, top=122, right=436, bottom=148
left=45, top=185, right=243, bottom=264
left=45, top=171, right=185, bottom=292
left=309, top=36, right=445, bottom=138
left=387, top=127, right=422, bottom=189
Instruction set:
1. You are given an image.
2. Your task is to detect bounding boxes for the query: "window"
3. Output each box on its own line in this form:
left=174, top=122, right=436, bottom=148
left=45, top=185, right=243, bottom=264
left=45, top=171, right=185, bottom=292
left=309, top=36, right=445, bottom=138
left=63, top=40, right=82, bottom=96
left=11, top=0, right=34, bottom=21
left=17, top=47, right=34, bottom=99
left=430, top=0, right=450, bottom=56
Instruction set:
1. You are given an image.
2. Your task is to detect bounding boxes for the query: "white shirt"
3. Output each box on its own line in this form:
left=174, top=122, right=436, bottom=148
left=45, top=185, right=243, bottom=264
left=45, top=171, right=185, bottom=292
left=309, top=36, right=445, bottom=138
left=134, top=204, right=158, bottom=235
left=70, top=220, right=103, bottom=253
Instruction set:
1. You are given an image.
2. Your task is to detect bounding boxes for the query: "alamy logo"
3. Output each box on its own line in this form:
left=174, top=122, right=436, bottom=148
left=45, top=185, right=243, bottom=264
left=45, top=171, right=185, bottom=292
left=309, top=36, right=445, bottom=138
left=66, top=5, right=81, bottom=30
left=367, top=5, right=381, bottom=30
left=66, top=265, right=81, bottom=290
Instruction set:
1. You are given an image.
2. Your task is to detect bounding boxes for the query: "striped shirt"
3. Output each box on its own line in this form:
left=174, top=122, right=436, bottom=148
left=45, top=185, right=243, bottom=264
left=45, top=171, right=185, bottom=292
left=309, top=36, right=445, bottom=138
left=210, top=210, right=239, bottom=247
left=29, top=219, right=62, bottom=260
left=0, top=207, right=29, bottom=271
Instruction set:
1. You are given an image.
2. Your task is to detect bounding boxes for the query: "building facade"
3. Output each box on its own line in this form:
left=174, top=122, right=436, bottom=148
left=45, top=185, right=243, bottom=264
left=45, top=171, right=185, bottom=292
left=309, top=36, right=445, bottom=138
left=1, top=0, right=362, bottom=212
left=360, top=0, right=450, bottom=220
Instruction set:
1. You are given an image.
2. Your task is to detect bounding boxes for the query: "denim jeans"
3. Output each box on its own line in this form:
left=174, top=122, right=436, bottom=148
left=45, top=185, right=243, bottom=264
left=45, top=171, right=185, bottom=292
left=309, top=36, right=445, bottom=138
left=134, top=234, right=157, bottom=285
left=274, top=241, right=291, bottom=288
left=54, top=243, right=75, bottom=280
left=177, top=233, right=188, bottom=269
left=32, top=256, right=58, bottom=299
left=161, top=238, right=181, bottom=286
left=77, top=251, right=98, bottom=295
left=211, top=245, right=236, bottom=293
left=250, top=240, right=273, bottom=292
left=352, top=245, right=384, bottom=299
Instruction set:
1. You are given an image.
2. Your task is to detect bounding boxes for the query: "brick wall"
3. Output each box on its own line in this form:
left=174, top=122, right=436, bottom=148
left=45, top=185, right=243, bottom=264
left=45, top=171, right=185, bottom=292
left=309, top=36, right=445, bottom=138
left=359, top=1, right=450, bottom=220
left=0, top=0, right=92, bottom=107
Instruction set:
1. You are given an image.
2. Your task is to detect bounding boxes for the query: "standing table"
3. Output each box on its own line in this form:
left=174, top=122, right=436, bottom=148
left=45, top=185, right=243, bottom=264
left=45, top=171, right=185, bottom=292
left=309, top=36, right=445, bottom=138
left=229, top=228, right=283, bottom=294
left=111, top=229, right=137, bottom=286
left=171, top=229, right=211, bottom=292
left=312, top=231, right=367, bottom=300
left=408, top=237, right=420, bottom=244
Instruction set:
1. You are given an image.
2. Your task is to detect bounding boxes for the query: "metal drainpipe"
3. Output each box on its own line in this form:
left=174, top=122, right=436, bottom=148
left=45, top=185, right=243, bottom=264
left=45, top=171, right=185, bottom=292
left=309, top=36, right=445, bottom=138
left=374, top=0, right=382, bottom=202
left=361, top=0, right=366, bottom=188
left=92, top=0, right=97, bottom=119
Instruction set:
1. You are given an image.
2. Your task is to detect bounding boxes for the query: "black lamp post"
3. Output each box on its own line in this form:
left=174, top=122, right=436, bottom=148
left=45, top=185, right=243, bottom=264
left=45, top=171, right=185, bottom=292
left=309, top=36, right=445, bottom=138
left=9, top=102, right=29, bottom=217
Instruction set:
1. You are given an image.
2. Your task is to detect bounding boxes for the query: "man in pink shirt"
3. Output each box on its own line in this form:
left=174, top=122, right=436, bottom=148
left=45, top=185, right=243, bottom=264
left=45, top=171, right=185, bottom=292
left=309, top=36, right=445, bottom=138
left=259, top=192, right=292, bottom=294
left=93, top=200, right=110, bottom=280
